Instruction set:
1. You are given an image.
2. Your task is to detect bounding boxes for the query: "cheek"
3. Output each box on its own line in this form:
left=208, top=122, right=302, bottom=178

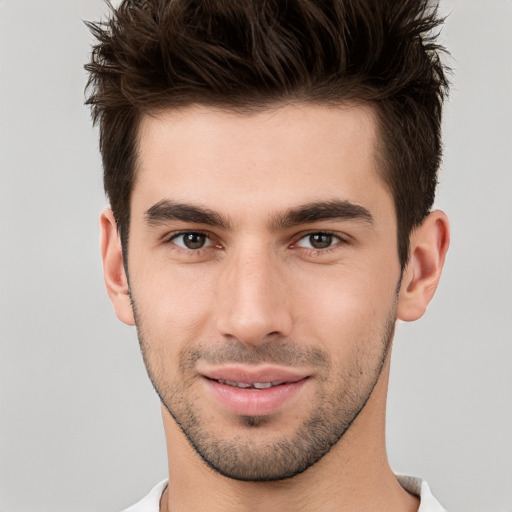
left=294, top=263, right=398, bottom=351
left=130, top=263, right=218, bottom=348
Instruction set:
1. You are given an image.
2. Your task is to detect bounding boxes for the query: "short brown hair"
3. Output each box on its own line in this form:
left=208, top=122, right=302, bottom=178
left=85, top=0, right=449, bottom=268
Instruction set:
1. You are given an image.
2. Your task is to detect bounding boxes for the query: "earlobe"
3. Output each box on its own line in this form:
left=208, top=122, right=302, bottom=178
left=397, top=210, right=450, bottom=322
left=100, top=209, right=135, bottom=326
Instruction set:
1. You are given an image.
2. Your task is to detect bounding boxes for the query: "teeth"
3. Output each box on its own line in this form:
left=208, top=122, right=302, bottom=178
left=217, top=379, right=251, bottom=388
left=253, top=382, right=272, bottom=389
left=217, top=379, right=284, bottom=389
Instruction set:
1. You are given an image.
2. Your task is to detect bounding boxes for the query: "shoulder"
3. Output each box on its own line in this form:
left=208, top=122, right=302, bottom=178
left=120, top=480, right=168, bottom=512
left=396, top=474, right=447, bottom=512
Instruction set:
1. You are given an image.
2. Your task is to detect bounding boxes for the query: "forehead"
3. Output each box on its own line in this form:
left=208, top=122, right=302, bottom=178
left=133, top=103, right=391, bottom=221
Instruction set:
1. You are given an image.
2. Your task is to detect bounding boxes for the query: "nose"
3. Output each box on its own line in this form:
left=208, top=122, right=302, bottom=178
left=215, top=245, right=293, bottom=345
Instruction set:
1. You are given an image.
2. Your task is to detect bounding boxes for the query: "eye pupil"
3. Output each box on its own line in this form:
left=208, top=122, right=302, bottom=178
left=310, top=233, right=332, bottom=249
left=184, top=233, right=206, bottom=249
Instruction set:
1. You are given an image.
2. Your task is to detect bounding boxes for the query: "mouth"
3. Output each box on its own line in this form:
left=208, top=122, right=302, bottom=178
left=200, top=366, right=310, bottom=416
left=212, top=378, right=296, bottom=390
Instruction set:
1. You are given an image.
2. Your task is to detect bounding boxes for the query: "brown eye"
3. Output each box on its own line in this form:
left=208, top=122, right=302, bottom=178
left=172, top=232, right=211, bottom=250
left=295, top=232, right=341, bottom=250
left=308, top=233, right=334, bottom=249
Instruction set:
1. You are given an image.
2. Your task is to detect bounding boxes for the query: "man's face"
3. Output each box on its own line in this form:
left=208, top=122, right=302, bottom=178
left=125, top=103, right=402, bottom=480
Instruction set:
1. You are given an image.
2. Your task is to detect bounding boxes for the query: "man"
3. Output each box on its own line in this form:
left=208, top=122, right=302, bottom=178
left=85, top=0, right=450, bottom=510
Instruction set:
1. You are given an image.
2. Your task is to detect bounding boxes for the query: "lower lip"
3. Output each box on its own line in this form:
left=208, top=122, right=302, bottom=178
left=204, top=378, right=308, bottom=416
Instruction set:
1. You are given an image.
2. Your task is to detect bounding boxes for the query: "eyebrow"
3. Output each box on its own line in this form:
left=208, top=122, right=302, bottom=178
left=272, top=200, right=374, bottom=229
left=144, top=199, right=373, bottom=230
left=145, top=200, right=231, bottom=229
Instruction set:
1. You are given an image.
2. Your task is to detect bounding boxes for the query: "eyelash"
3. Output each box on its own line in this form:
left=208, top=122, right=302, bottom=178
left=291, top=231, right=348, bottom=255
left=165, top=231, right=218, bottom=253
left=163, top=230, right=349, bottom=256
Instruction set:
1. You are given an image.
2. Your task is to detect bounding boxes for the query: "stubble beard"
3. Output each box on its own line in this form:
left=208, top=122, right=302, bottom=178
left=133, top=302, right=396, bottom=482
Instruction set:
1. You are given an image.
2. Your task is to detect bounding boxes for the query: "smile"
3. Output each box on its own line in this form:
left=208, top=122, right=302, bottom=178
left=203, top=373, right=309, bottom=416
left=215, top=379, right=286, bottom=389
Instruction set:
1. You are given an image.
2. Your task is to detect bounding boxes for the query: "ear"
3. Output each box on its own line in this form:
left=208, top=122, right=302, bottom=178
left=100, top=209, right=135, bottom=326
left=397, top=210, right=450, bottom=322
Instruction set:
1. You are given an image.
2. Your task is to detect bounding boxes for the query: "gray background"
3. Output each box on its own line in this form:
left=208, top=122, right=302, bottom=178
left=0, top=0, right=511, bottom=510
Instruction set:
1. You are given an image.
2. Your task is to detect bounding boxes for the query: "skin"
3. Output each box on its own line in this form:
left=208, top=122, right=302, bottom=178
left=101, top=103, right=449, bottom=512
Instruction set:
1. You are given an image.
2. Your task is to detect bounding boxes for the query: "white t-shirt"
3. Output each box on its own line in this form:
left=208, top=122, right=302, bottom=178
left=121, top=474, right=446, bottom=512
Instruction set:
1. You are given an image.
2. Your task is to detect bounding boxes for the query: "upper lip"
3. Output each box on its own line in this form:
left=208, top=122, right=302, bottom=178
left=199, top=365, right=309, bottom=384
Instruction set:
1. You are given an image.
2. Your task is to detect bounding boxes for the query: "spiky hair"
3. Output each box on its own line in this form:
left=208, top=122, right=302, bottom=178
left=85, top=0, right=449, bottom=266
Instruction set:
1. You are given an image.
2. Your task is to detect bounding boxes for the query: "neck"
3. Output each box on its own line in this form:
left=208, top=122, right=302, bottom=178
left=159, top=359, right=419, bottom=512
